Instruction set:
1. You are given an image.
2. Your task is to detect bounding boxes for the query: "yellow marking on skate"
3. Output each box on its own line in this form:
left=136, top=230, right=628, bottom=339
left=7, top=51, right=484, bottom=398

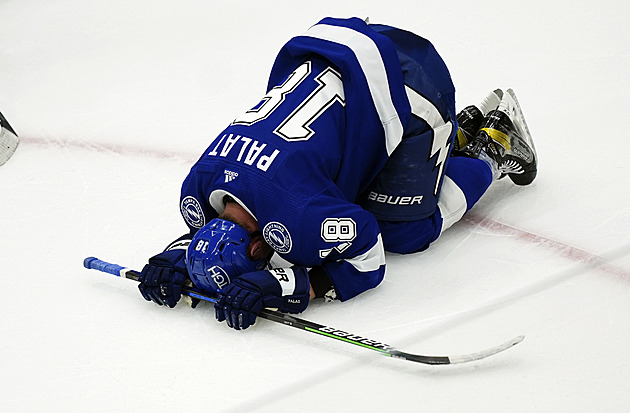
left=480, top=128, right=511, bottom=150
left=456, top=128, right=468, bottom=148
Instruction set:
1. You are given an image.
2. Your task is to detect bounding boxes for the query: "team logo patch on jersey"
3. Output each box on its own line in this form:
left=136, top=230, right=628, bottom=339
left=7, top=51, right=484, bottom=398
left=263, top=222, right=292, bottom=254
left=181, top=196, right=205, bottom=228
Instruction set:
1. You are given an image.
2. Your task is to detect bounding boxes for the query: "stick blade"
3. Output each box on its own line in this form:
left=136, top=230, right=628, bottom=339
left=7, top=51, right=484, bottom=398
left=447, top=335, right=525, bottom=364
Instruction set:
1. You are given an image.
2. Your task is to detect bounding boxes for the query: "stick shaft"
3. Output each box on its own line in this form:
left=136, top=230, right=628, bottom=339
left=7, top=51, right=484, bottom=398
left=84, top=256, right=523, bottom=365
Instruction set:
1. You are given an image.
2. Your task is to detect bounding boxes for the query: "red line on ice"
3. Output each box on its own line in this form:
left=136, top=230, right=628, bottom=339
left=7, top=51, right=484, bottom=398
left=463, top=214, right=630, bottom=282
left=21, top=135, right=198, bottom=162
left=21, top=136, right=630, bottom=281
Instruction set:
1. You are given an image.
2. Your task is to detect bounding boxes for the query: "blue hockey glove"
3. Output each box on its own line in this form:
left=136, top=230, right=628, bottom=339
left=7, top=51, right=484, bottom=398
left=138, top=249, right=188, bottom=308
left=215, top=267, right=311, bottom=330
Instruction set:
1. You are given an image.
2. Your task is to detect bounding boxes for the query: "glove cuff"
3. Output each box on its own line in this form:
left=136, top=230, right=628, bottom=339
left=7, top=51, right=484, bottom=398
left=268, top=267, right=310, bottom=313
left=235, top=267, right=311, bottom=314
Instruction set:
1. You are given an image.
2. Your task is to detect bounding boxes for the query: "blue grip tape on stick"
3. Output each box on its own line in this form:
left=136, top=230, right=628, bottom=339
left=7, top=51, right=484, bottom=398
left=83, top=257, right=126, bottom=276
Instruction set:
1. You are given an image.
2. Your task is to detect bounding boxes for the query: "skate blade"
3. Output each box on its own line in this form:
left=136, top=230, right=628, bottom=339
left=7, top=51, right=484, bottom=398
left=503, top=89, right=536, bottom=155
left=501, top=89, right=537, bottom=185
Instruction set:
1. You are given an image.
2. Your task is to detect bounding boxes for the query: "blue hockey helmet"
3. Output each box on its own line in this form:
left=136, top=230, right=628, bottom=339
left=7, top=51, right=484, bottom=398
left=186, top=218, right=266, bottom=294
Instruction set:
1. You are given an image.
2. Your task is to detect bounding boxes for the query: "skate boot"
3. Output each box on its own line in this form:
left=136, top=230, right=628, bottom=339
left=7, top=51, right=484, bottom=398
left=453, top=89, right=503, bottom=152
left=461, top=89, right=537, bottom=186
left=0, top=111, right=19, bottom=166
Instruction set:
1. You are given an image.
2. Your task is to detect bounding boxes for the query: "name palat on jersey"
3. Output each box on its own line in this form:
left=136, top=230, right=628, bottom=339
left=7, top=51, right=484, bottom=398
left=207, top=133, right=280, bottom=172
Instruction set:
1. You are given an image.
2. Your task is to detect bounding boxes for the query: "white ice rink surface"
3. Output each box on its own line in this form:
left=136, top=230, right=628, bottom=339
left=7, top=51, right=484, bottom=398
left=2, top=1, right=630, bottom=411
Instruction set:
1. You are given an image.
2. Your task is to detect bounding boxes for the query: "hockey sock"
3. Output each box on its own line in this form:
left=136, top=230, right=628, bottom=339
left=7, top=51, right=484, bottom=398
left=444, top=156, right=493, bottom=211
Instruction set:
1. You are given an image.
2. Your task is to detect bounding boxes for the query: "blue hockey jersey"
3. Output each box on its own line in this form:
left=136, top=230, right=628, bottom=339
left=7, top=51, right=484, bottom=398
left=179, top=17, right=455, bottom=301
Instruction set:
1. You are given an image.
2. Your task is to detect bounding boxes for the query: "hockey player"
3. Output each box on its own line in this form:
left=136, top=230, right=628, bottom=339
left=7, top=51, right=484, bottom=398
left=137, top=17, right=537, bottom=330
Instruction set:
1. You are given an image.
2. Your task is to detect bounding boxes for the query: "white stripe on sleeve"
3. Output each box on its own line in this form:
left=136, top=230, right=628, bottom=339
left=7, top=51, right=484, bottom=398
left=303, top=24, right=404, bottom=155
left=345, top=234, right=386, bottom=273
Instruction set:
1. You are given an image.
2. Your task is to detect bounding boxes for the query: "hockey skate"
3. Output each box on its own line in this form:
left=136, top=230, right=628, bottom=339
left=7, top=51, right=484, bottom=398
left=0, top=111, right=19, bottom=166
left=453, top=89, right=503, bottom=152
left=461, top=89, right=537, bottom=186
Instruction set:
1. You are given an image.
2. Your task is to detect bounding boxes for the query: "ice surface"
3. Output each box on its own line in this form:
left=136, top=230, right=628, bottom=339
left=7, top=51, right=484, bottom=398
left=1, top=1, right=630, bottom=412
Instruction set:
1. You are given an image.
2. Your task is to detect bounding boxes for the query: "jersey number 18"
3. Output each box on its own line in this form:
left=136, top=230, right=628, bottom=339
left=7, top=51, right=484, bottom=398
left=232, top=61, right=345, bottom=142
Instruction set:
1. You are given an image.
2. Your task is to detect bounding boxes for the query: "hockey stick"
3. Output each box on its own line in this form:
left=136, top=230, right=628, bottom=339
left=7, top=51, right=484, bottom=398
left=84, top=256, right=524, bottom=365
